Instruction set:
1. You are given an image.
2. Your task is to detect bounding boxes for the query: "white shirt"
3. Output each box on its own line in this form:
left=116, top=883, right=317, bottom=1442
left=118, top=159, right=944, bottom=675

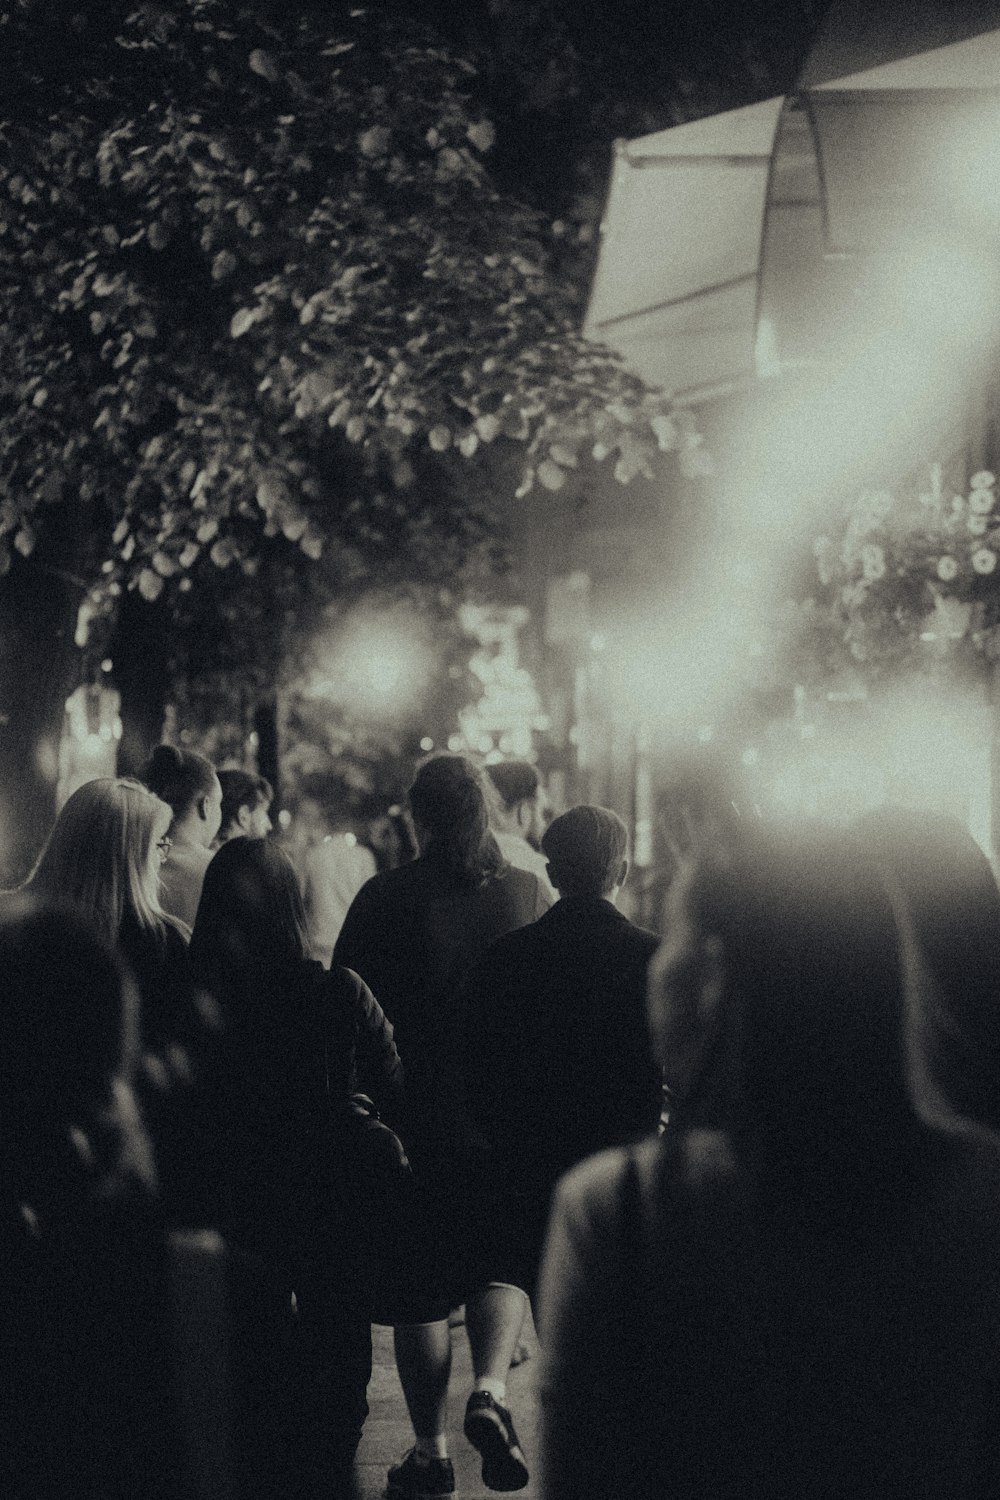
left=495, top=831, right=557, bottom=905
left=302, top=834, right=378, bottom=966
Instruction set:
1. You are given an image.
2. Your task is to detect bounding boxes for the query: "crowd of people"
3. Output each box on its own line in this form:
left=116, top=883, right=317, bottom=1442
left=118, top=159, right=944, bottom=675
left=4, top=742, right=1000, bottom=1499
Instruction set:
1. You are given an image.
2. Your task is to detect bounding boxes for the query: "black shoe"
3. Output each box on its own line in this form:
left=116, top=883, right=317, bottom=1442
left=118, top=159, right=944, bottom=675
left=463, top=1391, right=530, bottom=1492
left=386, top=1448, right=455, bottom=1499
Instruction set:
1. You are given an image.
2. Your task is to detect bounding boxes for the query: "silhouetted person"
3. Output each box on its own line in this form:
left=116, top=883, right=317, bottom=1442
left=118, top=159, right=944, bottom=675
left=455, top=804, right=662, bottom=1491
left=333, top=752, right=548, bottom=1500
left=191, top=836, right=404, bottom=1497
left=539, top=826, right=1000, bottom=1500
left=22, top=776, right=216, bottom=1228
left=0, top=897, right=239, bottom=1499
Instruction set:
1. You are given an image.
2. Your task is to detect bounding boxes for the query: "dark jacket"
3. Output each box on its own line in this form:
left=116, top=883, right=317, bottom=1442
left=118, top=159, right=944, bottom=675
left=540, top=1128, right=1000, bottom=1500
left=211, top=959, right=402, bottom=1258
left=333, top=847, right=548, bottom=1161
left=460, top=896, right=662, bottom=1189
left=119, top=916, right=222, bottom=1230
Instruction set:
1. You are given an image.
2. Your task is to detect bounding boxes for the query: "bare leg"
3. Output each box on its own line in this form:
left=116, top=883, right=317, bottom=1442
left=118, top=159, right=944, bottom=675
left=463, top=1284, right=531, bottom=1489
left=465, top=1282, right=528, bottom=1392
left=393, top=1320, right=452, bottom=1449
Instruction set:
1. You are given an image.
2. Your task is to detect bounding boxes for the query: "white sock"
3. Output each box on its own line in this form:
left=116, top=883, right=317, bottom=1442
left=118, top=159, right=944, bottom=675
left=414, top=1436, right=449, bottom=1462
left=473, top=1376, right=507, bottom=1404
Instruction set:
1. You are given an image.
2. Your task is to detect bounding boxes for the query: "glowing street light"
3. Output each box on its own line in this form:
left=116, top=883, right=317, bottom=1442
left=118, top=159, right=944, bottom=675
left=307, top=607, right=436, bottom=719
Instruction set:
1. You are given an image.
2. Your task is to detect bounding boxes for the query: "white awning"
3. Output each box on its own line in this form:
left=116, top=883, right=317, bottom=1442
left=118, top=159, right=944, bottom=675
left=585, top=97, right=783, bottom=402
left=586, top=0, right=1000, bottom=404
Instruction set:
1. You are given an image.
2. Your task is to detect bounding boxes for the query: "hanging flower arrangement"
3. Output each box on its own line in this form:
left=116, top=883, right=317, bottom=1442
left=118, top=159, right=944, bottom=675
left=806, top=465, right=1000, bottom=679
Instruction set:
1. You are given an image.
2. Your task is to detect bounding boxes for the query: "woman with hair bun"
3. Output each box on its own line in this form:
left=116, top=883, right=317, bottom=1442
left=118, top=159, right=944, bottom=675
left=142, top=743, right=223, bottom=931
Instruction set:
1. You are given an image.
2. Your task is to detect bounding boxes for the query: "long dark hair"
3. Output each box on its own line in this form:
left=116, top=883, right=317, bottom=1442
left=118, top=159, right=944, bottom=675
left=667, top=828, right=926, bottom=1237
left=408, top=753, right=505, bottom=885
left=189, top=836, right=309, bottom=997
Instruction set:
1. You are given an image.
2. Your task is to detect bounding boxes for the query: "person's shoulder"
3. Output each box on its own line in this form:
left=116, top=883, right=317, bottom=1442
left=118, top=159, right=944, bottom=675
left=624, top=917, right=661, bottom=957
left=554, top=1142, right=645, bottom=1218
left=173, top=841, right=213, bottom=876
left=340, top=860, right=402, bottom=906
left=498, top=861, right=548, bottom=908
left=162, top=917, right=192, bottom=954
left=351, top=841, right=378, bottom=874
left=323, top=962, right=369, bottom=999
left=466, top=916, right=540, bottom=978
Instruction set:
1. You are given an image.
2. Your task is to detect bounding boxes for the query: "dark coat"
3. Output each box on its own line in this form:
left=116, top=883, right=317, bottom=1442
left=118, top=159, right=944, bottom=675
left=540, top=1128, right=1000, bottom=1500
left=333, top=847, right=548, bottom=1161
left=460, top=895, right=663, bottom=1190
left=210, top=960, right=402, bottom=1257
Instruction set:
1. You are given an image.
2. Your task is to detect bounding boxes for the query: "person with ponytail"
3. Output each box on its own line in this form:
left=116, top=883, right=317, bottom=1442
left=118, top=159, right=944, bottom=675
left=142, top=743, right=223, bottom=930
left=333, top=753, right=548, bottom=1500
left=335, top=753, right=547, bottom=1163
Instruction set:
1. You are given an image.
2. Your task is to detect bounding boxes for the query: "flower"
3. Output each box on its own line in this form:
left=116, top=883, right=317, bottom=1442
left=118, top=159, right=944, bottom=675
left=969, top=488, right=995, bottom=514
left=937, top=555, right=959, bottom=581
left=968, top=514, right=988, bottom=535
left=971, top=470, right=996, bottom=491
left=972, top=548, right=997, bottom=575
left=861, top=543, right=886, bottom=581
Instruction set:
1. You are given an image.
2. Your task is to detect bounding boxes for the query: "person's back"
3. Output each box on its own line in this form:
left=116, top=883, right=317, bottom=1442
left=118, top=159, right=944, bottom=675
left=334, top=824, right=548, bottom=1159
left=458, top=804, right=661, bottom=1332
left=462, top=805, right=661, bottom=1184
left=539, top=825, right=1000, bottom=1500
left=542, top=1125, right=1000, bottom=1500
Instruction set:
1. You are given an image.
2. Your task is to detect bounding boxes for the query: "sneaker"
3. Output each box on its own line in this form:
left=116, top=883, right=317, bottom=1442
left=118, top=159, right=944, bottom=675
left=463, top=1391, right=530, bottom=1492
left=386, top=1448, right=456, bottom=1499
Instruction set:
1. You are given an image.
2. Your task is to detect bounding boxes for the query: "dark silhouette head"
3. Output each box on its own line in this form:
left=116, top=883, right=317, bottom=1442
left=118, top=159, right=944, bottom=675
left=217, top=769, right=273, bottom=842
left=649, top=826, right=925, bottom=1230
left=541, top=804, right=629, bottom=898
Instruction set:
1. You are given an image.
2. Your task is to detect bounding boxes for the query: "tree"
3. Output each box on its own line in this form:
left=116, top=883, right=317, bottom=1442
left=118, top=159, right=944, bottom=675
left=0, top=0, right=706, bottom=880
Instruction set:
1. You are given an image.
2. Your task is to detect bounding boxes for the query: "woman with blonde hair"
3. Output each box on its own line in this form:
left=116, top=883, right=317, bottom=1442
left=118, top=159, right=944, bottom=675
left=25, top=778, right=217, bottom=1227
left=28, top=776, right=183, bottom=1003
